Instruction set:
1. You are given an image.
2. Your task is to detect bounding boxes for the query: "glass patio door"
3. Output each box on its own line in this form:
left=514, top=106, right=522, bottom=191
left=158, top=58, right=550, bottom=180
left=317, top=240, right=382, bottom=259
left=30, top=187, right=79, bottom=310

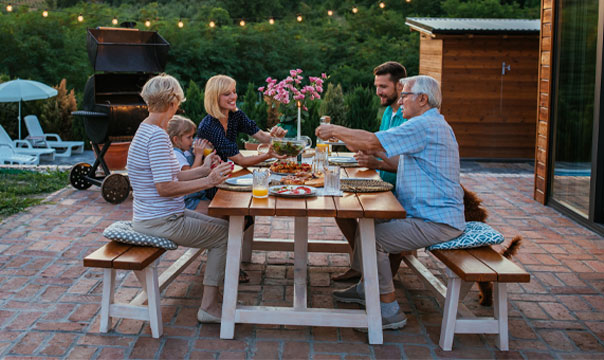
left=551, top=0, right=599, bottom=218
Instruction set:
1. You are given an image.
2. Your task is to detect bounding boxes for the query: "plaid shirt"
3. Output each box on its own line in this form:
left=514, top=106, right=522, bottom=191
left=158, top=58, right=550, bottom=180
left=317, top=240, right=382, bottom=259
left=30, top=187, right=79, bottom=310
left=375, top=108, right=465, bottom=231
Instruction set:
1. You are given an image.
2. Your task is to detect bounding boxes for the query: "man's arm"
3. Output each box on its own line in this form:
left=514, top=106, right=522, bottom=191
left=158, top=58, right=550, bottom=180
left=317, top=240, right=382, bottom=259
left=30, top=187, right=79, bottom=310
left=315, top=124, right=384, bottom=154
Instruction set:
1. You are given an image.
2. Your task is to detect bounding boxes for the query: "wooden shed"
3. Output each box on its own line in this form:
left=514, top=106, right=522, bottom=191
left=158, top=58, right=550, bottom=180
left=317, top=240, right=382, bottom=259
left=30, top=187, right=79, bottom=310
left=405, top=18, right=540, bottom=159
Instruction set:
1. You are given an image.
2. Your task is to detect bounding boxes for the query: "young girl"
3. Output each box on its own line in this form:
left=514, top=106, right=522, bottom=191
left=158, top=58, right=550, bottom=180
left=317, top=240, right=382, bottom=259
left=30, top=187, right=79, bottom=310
left=167, top=115, right=213, bottom=211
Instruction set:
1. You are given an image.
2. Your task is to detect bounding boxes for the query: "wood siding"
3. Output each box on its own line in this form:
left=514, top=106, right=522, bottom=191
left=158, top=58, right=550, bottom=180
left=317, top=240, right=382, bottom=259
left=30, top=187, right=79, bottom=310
left=418, top=34, right=539, bottom=159
left=535, top=0, right=554, bottom=204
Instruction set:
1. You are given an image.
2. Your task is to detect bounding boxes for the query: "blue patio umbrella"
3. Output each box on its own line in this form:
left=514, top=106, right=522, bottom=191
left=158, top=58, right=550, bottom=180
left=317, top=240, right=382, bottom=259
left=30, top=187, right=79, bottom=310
left=0, top=79, right=58, bottom=139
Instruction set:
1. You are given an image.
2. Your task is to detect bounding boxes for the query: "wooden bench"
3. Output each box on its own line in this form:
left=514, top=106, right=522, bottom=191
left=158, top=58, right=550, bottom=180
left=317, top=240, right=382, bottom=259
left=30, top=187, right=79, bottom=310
left=83, top=241, right=203, bottom=338
left=402, top=246, right=530, bottom=351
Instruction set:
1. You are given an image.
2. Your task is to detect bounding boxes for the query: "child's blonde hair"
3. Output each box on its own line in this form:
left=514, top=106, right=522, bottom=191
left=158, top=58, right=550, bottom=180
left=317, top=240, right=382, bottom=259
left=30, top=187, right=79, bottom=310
left=167, top=115, right=197, bottom=140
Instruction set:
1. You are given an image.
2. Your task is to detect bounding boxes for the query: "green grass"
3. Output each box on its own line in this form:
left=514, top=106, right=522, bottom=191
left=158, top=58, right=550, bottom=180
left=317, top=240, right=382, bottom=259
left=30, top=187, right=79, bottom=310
left=0, top=168, right=69, bottom=219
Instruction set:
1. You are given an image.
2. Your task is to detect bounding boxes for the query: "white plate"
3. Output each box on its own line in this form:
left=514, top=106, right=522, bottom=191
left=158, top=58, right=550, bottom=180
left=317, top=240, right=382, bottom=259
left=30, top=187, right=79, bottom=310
left=329, top=156, right=357, bottom=163
left=323, top=140, right=346, bottom=145
left=269, top=185, right=317, bottom=197
left=225, top=174, right=253, bottom=186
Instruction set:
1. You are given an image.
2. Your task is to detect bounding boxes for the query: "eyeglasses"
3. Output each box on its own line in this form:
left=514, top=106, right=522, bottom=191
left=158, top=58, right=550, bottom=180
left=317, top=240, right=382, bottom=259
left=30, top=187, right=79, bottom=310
left=400, top=91, right=420, bottom=99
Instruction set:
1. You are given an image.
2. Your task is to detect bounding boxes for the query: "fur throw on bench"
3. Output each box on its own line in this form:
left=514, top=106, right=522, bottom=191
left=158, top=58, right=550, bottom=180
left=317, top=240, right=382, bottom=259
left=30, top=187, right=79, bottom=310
left=462, top=185, right=522, bottom=306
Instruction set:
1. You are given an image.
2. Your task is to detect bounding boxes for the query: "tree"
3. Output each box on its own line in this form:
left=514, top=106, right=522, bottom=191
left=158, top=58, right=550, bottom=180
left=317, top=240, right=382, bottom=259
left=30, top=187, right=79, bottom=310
left=345, top=85, right=380, bottom=132
left=182, top=80, right=205, bottom=125
left=319, top=83, right=347, bottom=126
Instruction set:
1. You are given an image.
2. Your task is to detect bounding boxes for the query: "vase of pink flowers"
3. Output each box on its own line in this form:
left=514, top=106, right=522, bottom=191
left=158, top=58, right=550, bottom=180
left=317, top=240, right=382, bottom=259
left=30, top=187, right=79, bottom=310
left=259, top=69, right=326, bottom=139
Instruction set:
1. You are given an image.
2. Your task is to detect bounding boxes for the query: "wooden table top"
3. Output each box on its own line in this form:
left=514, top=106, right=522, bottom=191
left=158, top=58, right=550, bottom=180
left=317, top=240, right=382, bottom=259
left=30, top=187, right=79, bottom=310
left=208, top=154, right=406, bottom=219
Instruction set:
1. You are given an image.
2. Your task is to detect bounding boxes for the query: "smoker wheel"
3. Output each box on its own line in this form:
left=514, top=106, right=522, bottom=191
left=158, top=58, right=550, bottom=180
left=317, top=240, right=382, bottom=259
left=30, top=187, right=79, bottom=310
left=70, top=163, right=93, bottom=190
left=101, top=174, right=130, bottom=204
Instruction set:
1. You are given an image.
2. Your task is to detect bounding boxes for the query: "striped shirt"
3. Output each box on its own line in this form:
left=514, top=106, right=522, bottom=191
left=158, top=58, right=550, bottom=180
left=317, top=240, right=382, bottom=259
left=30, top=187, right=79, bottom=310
left=127, top=123, right=184, bottom=220
left=375, top=108, right=465, bottom=231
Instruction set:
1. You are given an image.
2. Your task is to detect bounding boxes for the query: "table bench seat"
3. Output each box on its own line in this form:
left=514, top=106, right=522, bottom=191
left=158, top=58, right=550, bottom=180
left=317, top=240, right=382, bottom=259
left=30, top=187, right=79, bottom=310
left=84, top=241, right=203, bottom=338
left=403, top=246, right=529, bottom=351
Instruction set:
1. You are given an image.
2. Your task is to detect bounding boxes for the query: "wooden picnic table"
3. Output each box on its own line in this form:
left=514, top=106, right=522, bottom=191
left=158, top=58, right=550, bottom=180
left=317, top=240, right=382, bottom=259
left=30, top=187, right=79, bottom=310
left=208, top=157, right=406, bottom=344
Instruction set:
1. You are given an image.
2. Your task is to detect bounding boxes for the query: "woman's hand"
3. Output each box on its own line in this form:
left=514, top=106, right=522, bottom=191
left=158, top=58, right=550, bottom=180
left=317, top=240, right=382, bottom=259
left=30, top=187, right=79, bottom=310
left=201, top=151, right=220, bottom=172
left=207, top=162, right=233, bottom=187
left=267, top=146, right=288, bottom=160
left=269, top=126, right=287, bottom=138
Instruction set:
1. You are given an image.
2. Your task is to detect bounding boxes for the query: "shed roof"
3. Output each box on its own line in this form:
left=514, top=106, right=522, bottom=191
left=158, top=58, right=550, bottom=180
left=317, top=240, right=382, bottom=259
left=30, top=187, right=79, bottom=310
left=405, top=17, right=540, bottom=35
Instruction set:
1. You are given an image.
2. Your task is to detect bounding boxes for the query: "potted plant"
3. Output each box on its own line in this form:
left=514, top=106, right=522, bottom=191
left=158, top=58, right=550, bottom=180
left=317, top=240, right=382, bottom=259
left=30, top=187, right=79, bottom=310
left=243, top=135, right=260, bottom=150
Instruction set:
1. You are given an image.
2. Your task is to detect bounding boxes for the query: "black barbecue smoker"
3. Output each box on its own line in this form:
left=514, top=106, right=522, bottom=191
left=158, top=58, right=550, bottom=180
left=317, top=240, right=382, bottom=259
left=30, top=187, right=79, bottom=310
left=71, top=27, right=170, bottom=204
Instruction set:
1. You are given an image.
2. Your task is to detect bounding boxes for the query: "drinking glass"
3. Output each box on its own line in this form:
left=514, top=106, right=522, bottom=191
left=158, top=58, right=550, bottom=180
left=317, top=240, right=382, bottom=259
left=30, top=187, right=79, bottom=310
left=252, top=169, right=270, bottom=198
left=203, top=143, right=214, bottom=157
left=323, top=165, right=341, bottom=195
left=313, top=149, right=328, bottom=174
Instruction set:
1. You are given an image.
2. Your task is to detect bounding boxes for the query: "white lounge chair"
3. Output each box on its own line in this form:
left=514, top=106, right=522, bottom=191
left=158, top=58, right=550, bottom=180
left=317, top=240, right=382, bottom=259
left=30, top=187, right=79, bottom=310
left=0, top=144, right=39, bottom=165
left=0, top=125, right=55, bottom=162
left=24, top=115, right=84, bottom=157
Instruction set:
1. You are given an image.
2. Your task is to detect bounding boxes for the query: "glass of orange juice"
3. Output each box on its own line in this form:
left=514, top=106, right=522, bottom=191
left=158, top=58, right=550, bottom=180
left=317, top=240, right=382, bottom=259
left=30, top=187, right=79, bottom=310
left=252, top=169, right=270, bottom=198
left=203, top=144, right=214, bottom=157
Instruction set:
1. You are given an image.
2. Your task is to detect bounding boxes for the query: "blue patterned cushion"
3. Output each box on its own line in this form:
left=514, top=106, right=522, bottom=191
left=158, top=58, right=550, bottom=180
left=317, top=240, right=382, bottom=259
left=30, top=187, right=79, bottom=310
left=426, top=221, right=504, bottom=251
left=103, top=221, right=178, bottom=250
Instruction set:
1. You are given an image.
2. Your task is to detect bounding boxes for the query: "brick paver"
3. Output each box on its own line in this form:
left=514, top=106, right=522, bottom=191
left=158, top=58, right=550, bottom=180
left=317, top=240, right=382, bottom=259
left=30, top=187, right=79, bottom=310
left=0, top=173, right=603, bottom=359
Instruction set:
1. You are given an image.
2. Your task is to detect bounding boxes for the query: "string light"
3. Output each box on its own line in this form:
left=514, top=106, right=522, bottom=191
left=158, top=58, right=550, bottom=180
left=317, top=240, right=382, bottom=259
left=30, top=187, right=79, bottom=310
left=209, top=21, right=216, bottom=28
left=77, top=14, right=84, bottom=22
left=296, top=15, right=303, bottom=22
left=239, top=19, right=245, bottom=27
left=269, top=18, right=275, bottom=25
left=112, top=17, right=118, bottom=25
left=177, top=19, right=183, bottom=28
left=379, top=2, right=386, bottom=8
left=42, top=9, right=48, bottom=17
left=144, top=19, right=151, bottom=27
left=406, top=0, right=412, bottom=2
left=352, top=7, right=358, bottom=14
left=327, top=10, right=333, bottom=16
left=6, top=3, right=12, bottom=12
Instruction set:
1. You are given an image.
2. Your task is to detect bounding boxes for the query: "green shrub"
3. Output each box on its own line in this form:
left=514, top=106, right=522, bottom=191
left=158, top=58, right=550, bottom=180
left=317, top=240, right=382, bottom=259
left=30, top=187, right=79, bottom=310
left=319, top=83, right=347, bottom=126
left=182, top=80, right=205, bottom=125
left=345, top=85, right=380, bottom=132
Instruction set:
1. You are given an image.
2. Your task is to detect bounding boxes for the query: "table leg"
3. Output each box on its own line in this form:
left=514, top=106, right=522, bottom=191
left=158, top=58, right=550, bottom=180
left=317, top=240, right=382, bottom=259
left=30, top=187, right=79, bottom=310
left=358, top=218, right=383, bottom=345
left=220, top=215, right=245, bottom=339
left=294, top=217, right=308, bottom=309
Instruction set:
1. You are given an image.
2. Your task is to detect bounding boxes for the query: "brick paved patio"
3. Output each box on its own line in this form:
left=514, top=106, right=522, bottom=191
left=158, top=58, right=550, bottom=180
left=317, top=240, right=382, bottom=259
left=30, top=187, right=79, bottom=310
left=1, top=172, right=603, bottom=359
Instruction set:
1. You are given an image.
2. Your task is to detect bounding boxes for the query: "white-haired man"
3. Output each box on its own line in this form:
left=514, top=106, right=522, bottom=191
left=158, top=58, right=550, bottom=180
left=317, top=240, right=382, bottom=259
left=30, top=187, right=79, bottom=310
left=316, top=75, right=465, bottom=330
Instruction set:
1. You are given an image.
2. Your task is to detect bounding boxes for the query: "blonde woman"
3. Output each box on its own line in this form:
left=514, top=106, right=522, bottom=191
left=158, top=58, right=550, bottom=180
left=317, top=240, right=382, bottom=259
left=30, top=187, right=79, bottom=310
left=197, top=74, right=286, bottom=168
left=127, top=73, right=232, bottom=323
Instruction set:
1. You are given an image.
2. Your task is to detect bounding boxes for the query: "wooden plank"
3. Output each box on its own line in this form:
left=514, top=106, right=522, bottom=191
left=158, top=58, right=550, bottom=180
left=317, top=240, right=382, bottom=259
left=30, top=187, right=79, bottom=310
left=430, top=249, right=497, bottom=282
left=344, top=167, right=381, bottom=179
left=113, top=246, right=165, bottom=271
left=251, top=238, right=350, bottom=253
left=208, top=190, right=251, bottom=217
left=306, top=196, right=336, bottom=217
left=357, top=193, right=406, bottom=219
left=235, top=306, right=367, bottom=328
left=274, top=198, right=307, bottom=217
left=83, top=241, right=131, bottom=268
left=467, top=247, right=530, bottom=283
left=334, top=193, right=364, bottom=218
left=249, top=196, right=276, bottom=216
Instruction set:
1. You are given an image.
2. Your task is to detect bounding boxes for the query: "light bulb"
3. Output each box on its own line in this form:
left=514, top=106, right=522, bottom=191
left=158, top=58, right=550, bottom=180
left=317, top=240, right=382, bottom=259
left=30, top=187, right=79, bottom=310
left=269, top=18, right=275, bottom=25
left=42, top=10, right=49, bottom=17
left=406, top=0, right=411, bottom=2
left=379, top=2, right=386, bottom=8
left=327, top=10, right=333, bottom=16
left=352, top=7, right=358, bottom=14
left=6, top=4, right=13, bottom=12
left=178, top=19, right=184, bottom=28
left=209, top=21, right=216, bottom=28
left=77, top=14, right=84, bottom=22
left=144, top=19, right=151, bottom=27
left=296, top=15, right=303, bottom=22
left=112, top=17, right=118, bottom=25
left=239, top=20, right=245, bottom=27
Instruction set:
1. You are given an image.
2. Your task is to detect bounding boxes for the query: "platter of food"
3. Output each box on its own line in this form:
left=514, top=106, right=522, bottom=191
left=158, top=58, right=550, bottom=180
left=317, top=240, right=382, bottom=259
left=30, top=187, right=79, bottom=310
left=280, top=172, right=324, bottom=187
left=269, top=185, right=317, bottom=197
left=269, top=161, right=312, bottom=175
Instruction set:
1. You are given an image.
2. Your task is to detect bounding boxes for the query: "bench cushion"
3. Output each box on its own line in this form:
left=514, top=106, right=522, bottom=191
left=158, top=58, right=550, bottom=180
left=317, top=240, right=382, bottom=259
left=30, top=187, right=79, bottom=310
left=103, top=221, right=178, bottom=250
left=426, top=221, right=504, bottom=251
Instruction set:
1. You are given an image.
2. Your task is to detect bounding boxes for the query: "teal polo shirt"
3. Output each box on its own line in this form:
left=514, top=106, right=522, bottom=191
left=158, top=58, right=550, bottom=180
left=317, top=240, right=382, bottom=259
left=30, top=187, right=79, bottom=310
left=378, top=106, right=406, bottom=186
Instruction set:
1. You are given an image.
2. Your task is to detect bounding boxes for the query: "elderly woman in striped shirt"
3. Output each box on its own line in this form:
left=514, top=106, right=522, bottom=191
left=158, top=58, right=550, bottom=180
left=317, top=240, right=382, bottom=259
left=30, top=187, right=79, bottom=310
left=127, top=73, right=232, bottom=323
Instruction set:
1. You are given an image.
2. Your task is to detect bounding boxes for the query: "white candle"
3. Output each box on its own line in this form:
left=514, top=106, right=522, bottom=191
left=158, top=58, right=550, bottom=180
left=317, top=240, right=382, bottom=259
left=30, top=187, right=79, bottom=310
left=297, top=101, right=301, bottom=140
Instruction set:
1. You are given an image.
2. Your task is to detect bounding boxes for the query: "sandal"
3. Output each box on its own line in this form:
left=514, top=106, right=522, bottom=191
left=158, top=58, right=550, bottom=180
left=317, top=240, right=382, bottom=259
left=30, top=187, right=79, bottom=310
left=239, top=269, right=250, bottom=283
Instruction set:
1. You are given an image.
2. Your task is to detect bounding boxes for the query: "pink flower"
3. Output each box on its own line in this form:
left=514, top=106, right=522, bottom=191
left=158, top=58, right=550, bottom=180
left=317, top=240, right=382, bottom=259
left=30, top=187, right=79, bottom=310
left=258, top=86, right=265, bottom=92
left=266, top=77, right=272, bottom=83
left=296, top=69, right=303, bottom=74
left=290, top=70, right=297, bottom=77
left=303, top=106, right=308, bottom=111
left=321, top=73, right=327, bottom=79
